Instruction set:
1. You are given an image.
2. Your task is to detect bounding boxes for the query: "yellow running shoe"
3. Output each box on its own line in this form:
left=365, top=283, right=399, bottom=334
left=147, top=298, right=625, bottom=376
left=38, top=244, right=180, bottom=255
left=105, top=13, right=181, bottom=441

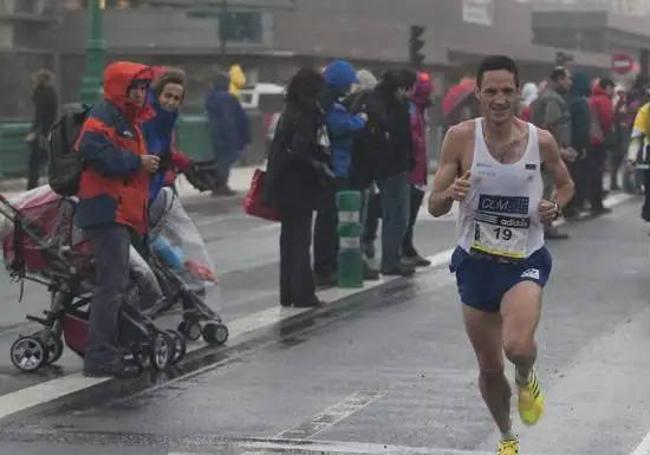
left=517, top=368, right=545, bottom=426
left=497, top=439, right=519, bottom=455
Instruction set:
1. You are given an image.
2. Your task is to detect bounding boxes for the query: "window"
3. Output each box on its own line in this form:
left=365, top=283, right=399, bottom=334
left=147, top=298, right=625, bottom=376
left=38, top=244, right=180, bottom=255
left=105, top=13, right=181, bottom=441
left=221, top=11, right=262, bottom=43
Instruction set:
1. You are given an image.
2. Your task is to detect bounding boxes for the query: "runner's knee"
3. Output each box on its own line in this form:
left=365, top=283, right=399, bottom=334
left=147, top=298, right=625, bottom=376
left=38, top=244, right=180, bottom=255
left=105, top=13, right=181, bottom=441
left=503, top=337, right=536, bottom=364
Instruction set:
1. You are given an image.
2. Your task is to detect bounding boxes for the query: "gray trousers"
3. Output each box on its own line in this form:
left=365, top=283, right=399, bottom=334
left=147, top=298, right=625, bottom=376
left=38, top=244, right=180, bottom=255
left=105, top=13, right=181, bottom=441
left=85, top=224, right=131, bottom=367
left=377, top=172, right=411, bottom=270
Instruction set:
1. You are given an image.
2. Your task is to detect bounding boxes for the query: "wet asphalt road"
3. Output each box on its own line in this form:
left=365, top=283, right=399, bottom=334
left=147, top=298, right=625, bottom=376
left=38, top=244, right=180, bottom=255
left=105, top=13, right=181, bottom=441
left=0, top=196, right=648, bottom=454
left=0, top=194, right=456, bottom=396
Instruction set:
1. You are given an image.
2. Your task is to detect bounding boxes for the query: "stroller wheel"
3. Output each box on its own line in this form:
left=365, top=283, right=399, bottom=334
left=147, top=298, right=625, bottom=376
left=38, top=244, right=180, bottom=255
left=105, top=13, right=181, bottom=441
left=166, top=330, right=186, bottom=365
left=178, top=320, right=202, bottom=341
left=44, top=334, right=64, bottom=365
left=129, top=346, right=150, bottom=370
left=11, top=336, right=48, bottom=372
left=150, top=332, right=174, bottom=371
left=202, top=322, right=229, bottom=346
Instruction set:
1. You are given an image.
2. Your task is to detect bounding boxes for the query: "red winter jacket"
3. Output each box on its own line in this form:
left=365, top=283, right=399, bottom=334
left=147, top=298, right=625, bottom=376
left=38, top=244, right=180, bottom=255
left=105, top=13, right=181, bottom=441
left=589, top=84, right=614, bottom=146
left=408, top=73, right=433, bottom=186
left=76, top=61, right=154, bottom=234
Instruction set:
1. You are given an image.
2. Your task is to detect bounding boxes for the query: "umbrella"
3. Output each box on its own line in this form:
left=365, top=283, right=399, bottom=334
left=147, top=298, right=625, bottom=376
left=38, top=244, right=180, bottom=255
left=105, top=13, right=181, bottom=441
left=442, top=77, right=477, bottom=124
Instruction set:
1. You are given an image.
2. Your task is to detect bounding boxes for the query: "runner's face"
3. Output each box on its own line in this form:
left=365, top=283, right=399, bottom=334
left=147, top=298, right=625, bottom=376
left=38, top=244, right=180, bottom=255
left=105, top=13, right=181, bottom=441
left=158, top=83, right=184, bottom=112
left=476, top=70, right=519, bottom=124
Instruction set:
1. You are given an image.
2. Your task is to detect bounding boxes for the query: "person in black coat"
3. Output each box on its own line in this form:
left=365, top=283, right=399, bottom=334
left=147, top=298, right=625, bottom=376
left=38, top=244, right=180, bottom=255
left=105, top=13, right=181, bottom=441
left=358, top=68, right=416, bottom=276
left=26, top=69, right=58, bottom=190
left=265, top=68, right=333, bottom=307
left=564, top=72, right=591, bottom=218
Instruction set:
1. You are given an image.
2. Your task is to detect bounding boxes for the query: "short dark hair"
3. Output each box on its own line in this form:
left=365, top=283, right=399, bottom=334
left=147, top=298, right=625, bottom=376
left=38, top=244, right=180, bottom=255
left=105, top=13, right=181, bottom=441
left=398, top=67, right=418, bottom=89
left=598, top=77, right=615, bottom=89
left=550, top=66, right=570, bottom=83
left=476, top=55, right=520, bottom=88
left=286, top=68, right=325, bottom=104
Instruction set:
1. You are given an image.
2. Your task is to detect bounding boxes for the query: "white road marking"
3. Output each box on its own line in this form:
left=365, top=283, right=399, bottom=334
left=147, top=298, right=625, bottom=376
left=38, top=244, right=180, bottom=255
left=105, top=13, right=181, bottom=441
left=274, top=390, right=386, bottom=439
left=169, top=438, right=496, bottom=455
left=0, top=193, right=636, bottom=423
left=631, top=433, right=650, bottom=455
left=0, top=373, right=108, bottom=421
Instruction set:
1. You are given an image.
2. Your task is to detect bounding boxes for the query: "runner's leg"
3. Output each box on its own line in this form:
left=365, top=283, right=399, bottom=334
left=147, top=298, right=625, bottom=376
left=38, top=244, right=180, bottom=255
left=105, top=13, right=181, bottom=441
left=462, top=305, right=513, bottom=433
left=501, top=280, right=545, bottom=426
left=500, top=281, right=542, bottom=381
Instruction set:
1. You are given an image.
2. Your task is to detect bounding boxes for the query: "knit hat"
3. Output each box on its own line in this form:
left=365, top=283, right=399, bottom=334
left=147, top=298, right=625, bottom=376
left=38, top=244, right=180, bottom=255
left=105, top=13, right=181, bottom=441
left=356, top=69, right=378, bottom=91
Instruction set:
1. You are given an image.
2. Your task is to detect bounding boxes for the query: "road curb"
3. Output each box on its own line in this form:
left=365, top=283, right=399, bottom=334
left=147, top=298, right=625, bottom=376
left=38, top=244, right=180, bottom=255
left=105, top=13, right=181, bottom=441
left=0, top=265, right=432, bottom=426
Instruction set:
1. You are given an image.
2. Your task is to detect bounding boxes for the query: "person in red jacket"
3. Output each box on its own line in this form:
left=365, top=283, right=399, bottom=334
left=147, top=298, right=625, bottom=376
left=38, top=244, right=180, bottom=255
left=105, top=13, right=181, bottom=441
left=76, top=61, right=159, bottom=378
left=587, top=77, right=615, bottom=216
left=403, top=71, right=434, bottom=267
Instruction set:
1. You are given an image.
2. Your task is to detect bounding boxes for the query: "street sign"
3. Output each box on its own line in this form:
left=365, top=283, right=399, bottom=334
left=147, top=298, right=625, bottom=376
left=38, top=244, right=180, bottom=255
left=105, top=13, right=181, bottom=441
left=462, top=0, right=494, bottom=26
left=612, top=53, right=635, bottom=75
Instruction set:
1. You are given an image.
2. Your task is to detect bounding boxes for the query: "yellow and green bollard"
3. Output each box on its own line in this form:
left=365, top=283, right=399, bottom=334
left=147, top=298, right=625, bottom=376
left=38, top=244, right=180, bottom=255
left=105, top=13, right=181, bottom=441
left=336, top=190, right=364, bottom=288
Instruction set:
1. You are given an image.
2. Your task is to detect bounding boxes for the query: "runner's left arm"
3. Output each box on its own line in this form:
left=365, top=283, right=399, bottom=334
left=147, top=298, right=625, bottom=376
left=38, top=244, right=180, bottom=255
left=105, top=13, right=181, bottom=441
left=538, top=129, right=575, bottom=209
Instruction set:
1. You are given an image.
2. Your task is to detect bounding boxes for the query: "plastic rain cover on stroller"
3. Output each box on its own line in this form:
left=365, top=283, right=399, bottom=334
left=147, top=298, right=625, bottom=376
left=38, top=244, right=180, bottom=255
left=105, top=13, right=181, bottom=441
left=1, top=187, right=186, bottom=373
left=0, top=186, right=90, bottom=281
left=146, top=187, right=228, bottom=345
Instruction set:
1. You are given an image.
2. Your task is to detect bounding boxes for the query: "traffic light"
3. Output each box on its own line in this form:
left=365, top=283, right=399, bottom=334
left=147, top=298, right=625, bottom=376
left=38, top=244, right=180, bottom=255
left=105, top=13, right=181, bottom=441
left=409, top=25, right=426, bottom=68
left=555, top=51, right=574, bottom=66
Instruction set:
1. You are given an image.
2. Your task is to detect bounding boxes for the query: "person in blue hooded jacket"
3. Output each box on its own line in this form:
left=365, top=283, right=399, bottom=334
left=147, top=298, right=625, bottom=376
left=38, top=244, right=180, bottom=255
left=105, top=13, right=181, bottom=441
left=313, top=60, right=369, bottom=286
left=205, top=72, right=251, bottom=196
left=141, top=67, right=192, bottom=204
left=132, top=67, right=194, bottom=313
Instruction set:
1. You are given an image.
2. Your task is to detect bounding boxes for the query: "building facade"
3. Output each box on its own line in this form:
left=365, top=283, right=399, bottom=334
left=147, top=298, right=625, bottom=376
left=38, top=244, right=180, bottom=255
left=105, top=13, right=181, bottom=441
left=1, top=0, right=647, bottom=119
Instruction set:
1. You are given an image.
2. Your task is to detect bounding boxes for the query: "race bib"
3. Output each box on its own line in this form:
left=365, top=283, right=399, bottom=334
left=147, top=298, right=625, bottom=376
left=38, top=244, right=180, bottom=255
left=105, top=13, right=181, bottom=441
left=470, top=195, right=530, bottom=260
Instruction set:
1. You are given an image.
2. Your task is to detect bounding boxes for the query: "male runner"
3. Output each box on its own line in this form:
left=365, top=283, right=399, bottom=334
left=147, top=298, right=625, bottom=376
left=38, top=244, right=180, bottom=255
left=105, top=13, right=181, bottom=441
left=428, top=56, right=574, bottom=454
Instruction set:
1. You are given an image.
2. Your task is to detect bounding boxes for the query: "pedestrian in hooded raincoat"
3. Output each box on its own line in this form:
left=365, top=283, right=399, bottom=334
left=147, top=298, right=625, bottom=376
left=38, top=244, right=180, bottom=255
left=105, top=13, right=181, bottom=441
left=76, top=61, right=158, bottom=379
left=403, top=71, right=434, bottom=268
left=313, top=60, right=368, bottom=286
left=205, top=72, right=251, bottom=195
left=229, top=64, right=247, bottom=99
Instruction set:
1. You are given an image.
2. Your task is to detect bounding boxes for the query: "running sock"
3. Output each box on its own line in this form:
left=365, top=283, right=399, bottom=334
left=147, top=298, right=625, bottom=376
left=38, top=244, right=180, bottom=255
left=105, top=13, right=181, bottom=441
left=501, top=428, right=517, bottom=441
left=515, top=367, right=532, bottom=386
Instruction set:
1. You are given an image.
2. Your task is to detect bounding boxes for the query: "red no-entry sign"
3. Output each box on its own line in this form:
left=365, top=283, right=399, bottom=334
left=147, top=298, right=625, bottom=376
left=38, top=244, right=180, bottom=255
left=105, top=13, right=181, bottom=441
left=611, top=53, right=635, bottom=75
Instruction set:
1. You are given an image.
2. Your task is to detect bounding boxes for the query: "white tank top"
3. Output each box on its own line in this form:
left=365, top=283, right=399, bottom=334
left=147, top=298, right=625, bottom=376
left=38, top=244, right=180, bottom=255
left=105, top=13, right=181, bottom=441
left=457, top=118, right=544, bottom=260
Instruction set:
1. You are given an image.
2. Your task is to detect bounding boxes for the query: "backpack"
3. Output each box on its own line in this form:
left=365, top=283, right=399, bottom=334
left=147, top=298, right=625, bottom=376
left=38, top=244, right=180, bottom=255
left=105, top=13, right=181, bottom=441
left=48, top=104, right=91, bottom=196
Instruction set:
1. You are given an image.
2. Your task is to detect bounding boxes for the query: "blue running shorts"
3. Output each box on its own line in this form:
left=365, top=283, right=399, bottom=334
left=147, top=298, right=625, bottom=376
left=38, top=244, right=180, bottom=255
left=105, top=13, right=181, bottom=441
left=449, top=246, right=552, bottom=313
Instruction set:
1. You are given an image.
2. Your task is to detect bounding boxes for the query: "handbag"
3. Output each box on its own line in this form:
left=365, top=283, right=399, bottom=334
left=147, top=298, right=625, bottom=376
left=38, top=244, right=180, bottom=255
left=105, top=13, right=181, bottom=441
left=243, top=168, right=281, bottom=222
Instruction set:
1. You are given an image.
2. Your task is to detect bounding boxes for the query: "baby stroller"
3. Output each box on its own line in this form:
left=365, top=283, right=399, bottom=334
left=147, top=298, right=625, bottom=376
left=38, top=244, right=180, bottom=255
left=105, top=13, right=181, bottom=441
left=143, top=187, right=229, bottom=345
left=0, top=187, right=185, bottom=373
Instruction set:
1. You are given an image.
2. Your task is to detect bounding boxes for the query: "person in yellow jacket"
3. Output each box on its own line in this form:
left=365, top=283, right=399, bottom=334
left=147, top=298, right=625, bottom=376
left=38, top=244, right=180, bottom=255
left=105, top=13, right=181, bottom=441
left=229, top=64, right=246, bottom=99
left=627, top=102, right=650, bottom=220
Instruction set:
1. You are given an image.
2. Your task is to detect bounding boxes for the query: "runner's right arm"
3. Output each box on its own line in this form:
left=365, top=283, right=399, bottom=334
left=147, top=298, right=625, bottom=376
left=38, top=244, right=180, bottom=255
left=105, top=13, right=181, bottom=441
left=428, top=125, right=466, bottom=217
